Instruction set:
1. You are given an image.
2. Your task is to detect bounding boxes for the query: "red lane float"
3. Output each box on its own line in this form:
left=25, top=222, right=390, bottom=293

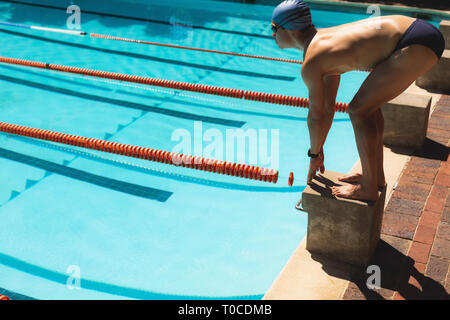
left=90, top=33, right=302, bottom=64
left=0, top=122, right=294, bottom=185
left=0, top=295, right=10, bottom=300
left=0, top=56, right=349, bottom=112
left=0, top=57, right=244, bottom=99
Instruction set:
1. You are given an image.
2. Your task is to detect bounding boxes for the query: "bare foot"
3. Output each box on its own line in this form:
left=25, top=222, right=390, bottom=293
left=338, top=173, right=362, bottom=183
left=331, top=184, right=379, bottom=201
left=338, top=173, right=386, bottom=190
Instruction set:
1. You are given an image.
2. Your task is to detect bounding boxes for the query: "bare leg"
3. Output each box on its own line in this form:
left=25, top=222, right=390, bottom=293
left=338, top=109, right=385, bottom=188
left=374, top=109, right=385, bottom=187
left=332, top=44, right=438, bottom=201
left=333, top=109, right=379, bottom=201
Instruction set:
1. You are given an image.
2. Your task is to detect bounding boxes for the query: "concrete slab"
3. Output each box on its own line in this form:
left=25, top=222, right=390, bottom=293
left=348, top=146, right=412, bottom=205
left=406, top=82, right=442, bottom=112
left=263, top=237, right=356, bottom=300
left=416, top=50, right=450, bottom=92
left=382, top=92, right=432, bottom=150
left=440, top=20, right=450, bottom=50
left=301, top=171, right=386, bottom=266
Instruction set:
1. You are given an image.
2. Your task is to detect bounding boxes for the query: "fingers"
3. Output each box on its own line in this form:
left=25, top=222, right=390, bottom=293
left=307, top=164, right=318, bottom=185
left=307, top=158, right=326, bottom=185
left=307, top=163, right=316, bottom=185
left=307, top=168, right=313, bottom=185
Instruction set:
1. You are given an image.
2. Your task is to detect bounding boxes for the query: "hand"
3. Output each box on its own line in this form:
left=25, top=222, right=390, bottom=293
left=307, top=150, right=325, bottom=185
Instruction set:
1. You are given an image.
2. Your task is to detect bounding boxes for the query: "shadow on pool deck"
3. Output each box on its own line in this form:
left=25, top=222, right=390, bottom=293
left=388, top=138, right=449, bottom=162
left=342, top=95, right=450, bottom=300
left=337, top=239, right=449, bottom=300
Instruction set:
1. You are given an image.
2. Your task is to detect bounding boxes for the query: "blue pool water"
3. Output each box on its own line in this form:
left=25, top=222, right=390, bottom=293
left=0, top=0, right=437, bottom=300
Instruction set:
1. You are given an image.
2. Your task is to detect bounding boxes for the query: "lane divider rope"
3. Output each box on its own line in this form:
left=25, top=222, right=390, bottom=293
left=0, top=21, right=302, bottom=64
left=0, top=21, right=375, bottom=72
left=0, top=56, right=349, bottom=112
left=89, top=33, right=302, bottom=64
left=0, top=122, right=294, bottom=186
left=0, top=21, right=86, bottom=36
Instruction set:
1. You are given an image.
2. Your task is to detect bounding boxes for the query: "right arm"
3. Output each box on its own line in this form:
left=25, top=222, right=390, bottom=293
left=302, top=62, right=340, bottom=184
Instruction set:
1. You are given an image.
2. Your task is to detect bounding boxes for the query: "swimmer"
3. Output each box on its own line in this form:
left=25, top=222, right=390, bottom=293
left=271, top=0, right=445, bottom=201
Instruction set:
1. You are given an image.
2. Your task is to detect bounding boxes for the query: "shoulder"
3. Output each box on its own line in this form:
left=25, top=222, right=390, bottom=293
left=301, top=50, right=326, bottom=86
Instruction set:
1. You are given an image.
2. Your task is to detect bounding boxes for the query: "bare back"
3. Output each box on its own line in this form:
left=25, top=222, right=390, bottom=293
left=303, top=15, right=415, bottom=74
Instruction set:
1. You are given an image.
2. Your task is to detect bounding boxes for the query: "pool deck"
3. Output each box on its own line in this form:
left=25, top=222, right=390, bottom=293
left=264, top=89, right=449, bottom=300
left=308, top=0, right=450, bottom=15
left=1, top=0, right=449, bottom=302
left=343, top=93, right=450, bottom=300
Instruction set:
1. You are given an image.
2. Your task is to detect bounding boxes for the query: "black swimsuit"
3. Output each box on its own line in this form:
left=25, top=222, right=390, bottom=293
left=394, top=19, right=445, bottom=59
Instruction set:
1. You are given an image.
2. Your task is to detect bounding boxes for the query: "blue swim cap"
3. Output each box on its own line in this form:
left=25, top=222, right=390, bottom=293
left=272, top=0, right=312, bottom=31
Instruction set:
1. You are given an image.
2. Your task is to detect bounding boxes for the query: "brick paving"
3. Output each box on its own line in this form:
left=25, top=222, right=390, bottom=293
left=342, top=95, right=450, bottom=300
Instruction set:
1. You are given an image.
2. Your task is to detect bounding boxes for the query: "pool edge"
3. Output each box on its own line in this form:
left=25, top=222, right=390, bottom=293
left=306, top=0, right=450, bottom=18
left=263, top=87, right=443, bottom=300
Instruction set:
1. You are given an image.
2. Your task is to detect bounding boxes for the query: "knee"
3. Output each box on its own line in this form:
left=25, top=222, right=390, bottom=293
left=347, top=102, right=382, bottom=123
left=347, top=102, right=367, bottom=122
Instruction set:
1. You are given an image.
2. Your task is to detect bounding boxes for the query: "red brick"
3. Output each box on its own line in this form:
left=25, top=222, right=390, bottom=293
left=431, top=238, right=450, bottom=260
left=446, top=269, right=450, bottom=294
left=384, top=198, right=424, bottom=217
left=407, top=274, right=423, bottom=292
left=425, top=256, right=449, bottom=284
left=420, top=210, right=442, bottom=229
left=381, top=213, right=419, bottom=240
left=381, top=234, right=412, bottom=255
left=424, top=185, right=448, bottom=213
left=393, top=176, right=433, bottom=202
left=414, top=262, right=427, bottom=274
left=437, top=101, right=450, bottom=109
left=414, top=225, right=436, bottom=244
left=428, top=115, right=450, bottom=131
left=426, top=128, right=450, bottom=145
left=396, top=262, right=427, bottom=299
left=435, top=172, right=450, bottom=188
left=408, top=241, right=431, bottom=264
left=408, top=156, right=441, bottom=169
left=342, top=282, right=366, bottom=300
left=440, top=162, right=450, bottom=176
left=393, top=292, right=405, bottom=300
left=445, top=189, right=450, bottom=207
left=436, top=222, right=450, bottom=241
left=443, top=206, right=450, bottom=224
left=402, top=165, right=438, bottom=185
left=375, top=288, right=396, bottom=300
left=436, top=96, right=450, bottom=105
left=407, top=263, right=427, bottom=291
left=432, top=111, right=450, bottom=120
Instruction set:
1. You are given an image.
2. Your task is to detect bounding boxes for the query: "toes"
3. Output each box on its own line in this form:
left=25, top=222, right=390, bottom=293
left=331, top=187, right=340, bottom=196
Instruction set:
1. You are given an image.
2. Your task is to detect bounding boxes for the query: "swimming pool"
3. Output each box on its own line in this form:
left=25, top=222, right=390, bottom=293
left=0, top=0, right=438, bottom=300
